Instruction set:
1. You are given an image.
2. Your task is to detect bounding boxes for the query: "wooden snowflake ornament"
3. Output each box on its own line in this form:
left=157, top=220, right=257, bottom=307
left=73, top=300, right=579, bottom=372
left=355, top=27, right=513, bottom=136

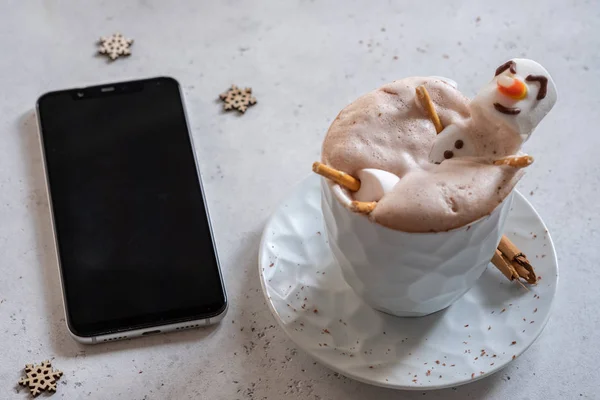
left=219, top=85, right=257, bottom=113
left=98, top=33, right=133, bottom=60
left=18, top=361, right=63, bottom=397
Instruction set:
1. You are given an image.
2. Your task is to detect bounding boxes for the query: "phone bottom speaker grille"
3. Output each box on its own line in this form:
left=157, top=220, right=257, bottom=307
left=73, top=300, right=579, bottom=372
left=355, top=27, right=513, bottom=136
left=103, top=336, right=127, bottom=342
left=175, top=324, right=202, bottom=331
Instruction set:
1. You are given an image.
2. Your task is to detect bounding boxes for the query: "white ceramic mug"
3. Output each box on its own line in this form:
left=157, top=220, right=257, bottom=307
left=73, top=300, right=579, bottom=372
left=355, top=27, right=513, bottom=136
left=321, top=179, right=514, bottom=317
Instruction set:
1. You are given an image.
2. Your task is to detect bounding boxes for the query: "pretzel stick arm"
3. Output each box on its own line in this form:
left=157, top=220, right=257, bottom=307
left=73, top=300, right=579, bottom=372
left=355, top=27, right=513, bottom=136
left=493, top=155, right=534, bottom=168
left=415, top=85, right=444, bottom=134
left=312, top=162, right=361, bottom=191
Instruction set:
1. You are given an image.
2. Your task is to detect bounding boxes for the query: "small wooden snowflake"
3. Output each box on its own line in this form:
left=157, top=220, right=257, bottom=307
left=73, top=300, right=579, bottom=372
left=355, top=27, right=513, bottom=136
left=18, top=360, right=63, bottom=397
left=98, top=33, right=133, bottom=60
left=219, top=85, right=257, bottom=113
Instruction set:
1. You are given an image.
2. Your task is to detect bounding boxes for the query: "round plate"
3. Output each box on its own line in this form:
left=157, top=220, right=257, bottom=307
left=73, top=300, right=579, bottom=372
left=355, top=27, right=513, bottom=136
left=258, top=175, right=558, bottom=390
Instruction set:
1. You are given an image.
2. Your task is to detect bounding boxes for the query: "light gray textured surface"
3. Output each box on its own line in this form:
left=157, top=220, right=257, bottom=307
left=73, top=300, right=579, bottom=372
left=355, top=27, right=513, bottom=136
left=0, top=0, right=598, bottom=399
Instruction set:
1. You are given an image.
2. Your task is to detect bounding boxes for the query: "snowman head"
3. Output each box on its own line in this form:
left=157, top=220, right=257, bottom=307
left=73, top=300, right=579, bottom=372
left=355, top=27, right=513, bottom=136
left=470, top=58, right=557, bottom=142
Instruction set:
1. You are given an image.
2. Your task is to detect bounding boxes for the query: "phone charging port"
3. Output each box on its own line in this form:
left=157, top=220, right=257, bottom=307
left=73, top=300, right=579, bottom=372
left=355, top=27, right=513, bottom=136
left=142, top=330, right=162, bottom=335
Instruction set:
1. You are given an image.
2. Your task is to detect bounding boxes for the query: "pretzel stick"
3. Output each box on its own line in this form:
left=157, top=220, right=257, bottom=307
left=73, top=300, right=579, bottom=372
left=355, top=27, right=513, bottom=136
left=350, top=201, right=377, bottom=214
left=312, top=162, right=375, bottom=214
left=415, top=85, right=444, bottom=133
left=493, top=155, right=534, bottom=168
left=312, top=162, right=361, bottom=191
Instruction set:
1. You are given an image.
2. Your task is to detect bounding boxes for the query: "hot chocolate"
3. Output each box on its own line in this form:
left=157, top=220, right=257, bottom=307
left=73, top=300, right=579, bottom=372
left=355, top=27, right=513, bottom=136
left=321, top=59, right=556, bottom=232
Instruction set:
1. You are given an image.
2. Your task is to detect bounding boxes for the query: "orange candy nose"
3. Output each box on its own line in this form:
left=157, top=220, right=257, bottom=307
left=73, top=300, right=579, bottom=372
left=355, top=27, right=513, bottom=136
left=497, top=76, right=528, bottom=100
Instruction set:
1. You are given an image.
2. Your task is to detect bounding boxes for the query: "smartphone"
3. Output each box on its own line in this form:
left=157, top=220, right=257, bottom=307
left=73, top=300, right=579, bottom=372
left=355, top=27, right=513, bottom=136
left=36, top=77, right=227, bottom=343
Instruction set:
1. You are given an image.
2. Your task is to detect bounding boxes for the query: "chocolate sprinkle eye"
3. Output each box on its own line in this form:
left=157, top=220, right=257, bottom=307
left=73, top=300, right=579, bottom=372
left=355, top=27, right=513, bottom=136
left=455, top=140, right=464, bottom=149
left=444, top=150, right=454, bottom=159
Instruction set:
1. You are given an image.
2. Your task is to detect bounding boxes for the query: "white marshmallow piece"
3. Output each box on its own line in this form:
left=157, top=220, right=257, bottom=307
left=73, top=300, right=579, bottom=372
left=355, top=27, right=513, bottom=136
left=353, top=169, right=400, bottom=202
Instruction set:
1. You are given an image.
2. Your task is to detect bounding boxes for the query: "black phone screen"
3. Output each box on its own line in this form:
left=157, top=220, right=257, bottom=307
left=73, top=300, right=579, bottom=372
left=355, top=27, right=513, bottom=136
left=37, top=77, right=226, bottom=337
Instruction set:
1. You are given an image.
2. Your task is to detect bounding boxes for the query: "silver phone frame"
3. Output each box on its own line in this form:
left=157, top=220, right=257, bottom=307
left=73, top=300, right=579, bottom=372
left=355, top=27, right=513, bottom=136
left=35, top=77, right=228, bottom=344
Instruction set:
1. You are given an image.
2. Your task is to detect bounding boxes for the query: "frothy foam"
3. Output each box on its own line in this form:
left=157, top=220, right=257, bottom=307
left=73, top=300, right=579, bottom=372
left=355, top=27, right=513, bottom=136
left=321, top=76, right=524, bottom=232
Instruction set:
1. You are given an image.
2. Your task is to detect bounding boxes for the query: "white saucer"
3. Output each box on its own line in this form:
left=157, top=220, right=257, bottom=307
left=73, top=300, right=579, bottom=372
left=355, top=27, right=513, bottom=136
left=258, top=175, right=558, bottom=390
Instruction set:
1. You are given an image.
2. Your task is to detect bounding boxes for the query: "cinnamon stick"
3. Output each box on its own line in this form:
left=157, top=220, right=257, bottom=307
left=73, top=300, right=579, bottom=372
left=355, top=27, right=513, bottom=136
left=498, top=236, right=537, bottom=284
left=312, top=162, right=361, bottom=192
left=416, top=85, right=444, bottom=133
left=491, top=249, right=519, bottom=281
left=491, top=249, right=529, bottom=290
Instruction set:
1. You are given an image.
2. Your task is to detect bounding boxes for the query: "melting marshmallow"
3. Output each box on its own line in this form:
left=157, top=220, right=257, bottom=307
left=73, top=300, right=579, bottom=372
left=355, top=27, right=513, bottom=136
left=353, top=169, right=400, bottom=202
left=429, top=58, right=557, bottom=164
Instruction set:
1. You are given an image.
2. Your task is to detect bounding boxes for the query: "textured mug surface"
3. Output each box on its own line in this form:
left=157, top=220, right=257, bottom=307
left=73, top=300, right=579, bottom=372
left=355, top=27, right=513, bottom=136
left=321, top=179, right=514, bottom=317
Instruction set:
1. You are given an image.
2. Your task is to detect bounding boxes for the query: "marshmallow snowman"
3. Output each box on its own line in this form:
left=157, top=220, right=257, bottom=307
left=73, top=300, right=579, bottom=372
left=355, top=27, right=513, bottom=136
left=429, top=59, right=557, bottom=164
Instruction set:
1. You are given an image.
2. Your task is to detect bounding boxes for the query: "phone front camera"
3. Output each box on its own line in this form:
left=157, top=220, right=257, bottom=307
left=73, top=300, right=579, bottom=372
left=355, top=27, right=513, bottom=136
left=77, top=92, right=84, bottom=98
